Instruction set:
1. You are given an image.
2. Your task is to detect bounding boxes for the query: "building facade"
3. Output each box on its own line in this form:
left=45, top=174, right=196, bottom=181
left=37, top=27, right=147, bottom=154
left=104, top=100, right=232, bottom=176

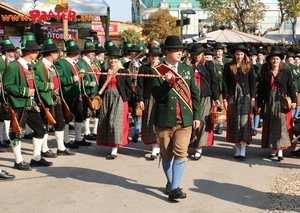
left=131, top=0, right=300, bottom=42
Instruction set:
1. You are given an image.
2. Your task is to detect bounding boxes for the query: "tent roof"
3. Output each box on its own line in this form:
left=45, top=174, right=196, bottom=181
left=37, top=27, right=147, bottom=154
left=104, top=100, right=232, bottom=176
left=187, top=29, right=279, bottom=44
left=1, top=0, right=109, bottom=16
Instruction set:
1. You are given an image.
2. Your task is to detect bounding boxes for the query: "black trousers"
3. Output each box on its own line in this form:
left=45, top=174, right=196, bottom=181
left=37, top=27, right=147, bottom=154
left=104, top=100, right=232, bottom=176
left=64, top=95, right=85, bottom=123
left=41, top=103, right=65, bottom=132
left=12, top=107, right=46, bottom=140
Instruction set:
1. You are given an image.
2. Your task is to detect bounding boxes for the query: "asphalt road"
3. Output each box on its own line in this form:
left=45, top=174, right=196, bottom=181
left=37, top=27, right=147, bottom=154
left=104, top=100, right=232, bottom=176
left=1, top=123, right=300, bottom=213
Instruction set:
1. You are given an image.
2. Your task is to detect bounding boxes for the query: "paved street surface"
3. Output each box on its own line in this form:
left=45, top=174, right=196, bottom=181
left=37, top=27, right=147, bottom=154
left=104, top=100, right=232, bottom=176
left=1, top=123, right=300, bottom=213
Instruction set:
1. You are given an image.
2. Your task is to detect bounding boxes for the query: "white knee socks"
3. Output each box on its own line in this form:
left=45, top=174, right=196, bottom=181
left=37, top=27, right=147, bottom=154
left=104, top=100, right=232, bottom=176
left=11, top=140, right=23, bottom=163
left=41, top=134, right=49, bottom=152
left=32, top=137, right=43, bottom=161
left=74, top=122, right=83, bottom=141
left=64, top=124, right=70, bottom=143
left=55, top=130, right=66, bottom=151
left=92, top=118, right=99, bottom=135
left=83, top=118, right=91, bottom=135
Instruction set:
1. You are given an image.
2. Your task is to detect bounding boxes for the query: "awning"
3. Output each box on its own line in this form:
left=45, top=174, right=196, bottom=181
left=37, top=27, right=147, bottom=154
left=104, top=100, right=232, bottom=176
left=2, top=0, right=109, bottom=16
left=185, top=29, right=279, bottom=44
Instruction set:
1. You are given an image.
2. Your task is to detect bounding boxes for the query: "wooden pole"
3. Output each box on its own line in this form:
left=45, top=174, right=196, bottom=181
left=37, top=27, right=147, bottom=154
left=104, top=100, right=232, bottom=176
left=58, top=0, right=69, bottom=41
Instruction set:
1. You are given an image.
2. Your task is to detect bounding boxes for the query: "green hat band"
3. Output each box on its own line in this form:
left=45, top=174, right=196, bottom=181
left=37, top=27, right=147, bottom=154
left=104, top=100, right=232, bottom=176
left=2, top=39, right=13, bottom=45
left=44, top=39, right=55, bottom=45
left=95, top=43, right=102, bottom=48
left=85, top=41, right=93, bottom=47
left=67, top=40, right=78, bottom=48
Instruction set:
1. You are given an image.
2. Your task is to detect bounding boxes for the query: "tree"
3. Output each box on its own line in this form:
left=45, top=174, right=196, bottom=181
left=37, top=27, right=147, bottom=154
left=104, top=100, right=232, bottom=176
left=118, top=28, right=142, bottom=48
left=197, top=0, right=266, bottom=33
left=277, top=0, right=300, bottom=43
left=141, top=9, right=179, bottom=43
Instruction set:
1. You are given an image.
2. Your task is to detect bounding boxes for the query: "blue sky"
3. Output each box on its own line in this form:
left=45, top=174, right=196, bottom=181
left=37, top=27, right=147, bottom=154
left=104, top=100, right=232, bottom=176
left=108, top=0, right=132, bottom=22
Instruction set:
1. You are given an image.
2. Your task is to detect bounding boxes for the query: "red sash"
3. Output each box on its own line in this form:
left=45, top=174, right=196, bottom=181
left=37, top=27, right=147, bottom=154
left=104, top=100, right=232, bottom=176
left=153, top=63, right=193, bottom=112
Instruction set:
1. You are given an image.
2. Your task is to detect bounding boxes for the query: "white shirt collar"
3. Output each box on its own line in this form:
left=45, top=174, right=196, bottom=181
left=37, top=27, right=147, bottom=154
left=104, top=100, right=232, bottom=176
left=82, top=55, right=93, bottom=65
left=42, top=57, right=53, bottom=67
left=17, top=57, right=31, bottom=70
left=65, top=57, right=77, bottom=65
left=164, top=60, right=178, bottom=72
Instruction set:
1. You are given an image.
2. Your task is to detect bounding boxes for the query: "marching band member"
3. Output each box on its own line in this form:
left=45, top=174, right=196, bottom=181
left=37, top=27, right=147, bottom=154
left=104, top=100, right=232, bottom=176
left=3, top=32, right=52, bottom=170
left=34, top=38, right=76, bottom=157
left=55, top=40, right=91, bottom=148
left=77, top=41, right=98, bottom=141
left=96, top=44, right=132, bottom=159
left=95, top=42, right=106, bottom=69
left=0, top=39, right=16, bottom=148
left=150, top=35, right=200, bottom=201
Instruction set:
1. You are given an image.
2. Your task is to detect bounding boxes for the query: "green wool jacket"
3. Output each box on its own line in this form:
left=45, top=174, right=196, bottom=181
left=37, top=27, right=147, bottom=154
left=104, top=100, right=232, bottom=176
left=0, top=58, right=5, bottom=74
left=77, top=59, right=100, bottom=95
left=55, top=59, right=80, bottom=96
left=150, top=62, right=200, bottom=127
left=33, top=61, right=57, bottom=106
left=3, top=61, right=37, bottom=108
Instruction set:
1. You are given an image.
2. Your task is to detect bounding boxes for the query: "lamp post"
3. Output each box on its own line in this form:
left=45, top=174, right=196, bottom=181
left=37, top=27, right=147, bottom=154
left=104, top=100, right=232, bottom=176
left=180, top=9, right=196, bottom=41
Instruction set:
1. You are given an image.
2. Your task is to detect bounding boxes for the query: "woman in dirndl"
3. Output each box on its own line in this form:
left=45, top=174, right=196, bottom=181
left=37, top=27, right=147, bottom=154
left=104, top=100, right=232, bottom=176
left=257, top=46, right=297, bottom=161
left=188, top=44, right=220, bottom=160
left=96, top=44, right=132, bottom=159
left=223, top=44, right=256, bottom=160
left=137, top=47, right=162, bottom=160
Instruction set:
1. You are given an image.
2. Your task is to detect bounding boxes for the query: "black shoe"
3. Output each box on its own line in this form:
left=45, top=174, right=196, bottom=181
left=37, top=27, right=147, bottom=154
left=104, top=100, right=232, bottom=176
left=291, top=149, right=300, bottom=157
left=0, top=141, right=9, bottom=148
left=214, top=129, right=223, bottom=134
left=41, top=150, right=57, bottom=158
left=278, top=156, right=284, bottom=161
left=57, top=148, right=76, bottom=156
left=14, top=161, right=32, bottom=171
left=165, top=182, right=171, bottom=195
left=0, top=148, right=6, bottom=152
left=0, top=170, right=15, bottom=181
left=64, top=141, right=79, bottom=149
left=168, top=187, right=187, bottom=201
left=233, top=155, right=240, bottom=159
left=4, top=139, right=11, bottom=145
left=107, top=154, right=117, bottom=159
left=23, top=133, right=34, bottom=139
left=239, top=156, right=246, bottom=161
left=84, top=133, right=96, bottom=140
left=74, top=138, right=92, bottom=146
left=150, top=154, right=158, bottom=160
left=30, top=158, right=53, bottom=167
left=69, top=125, right=75, bottom=130
left=132, top=134, right=139, bottom=142
left=252, top=130, right=257, bottom=136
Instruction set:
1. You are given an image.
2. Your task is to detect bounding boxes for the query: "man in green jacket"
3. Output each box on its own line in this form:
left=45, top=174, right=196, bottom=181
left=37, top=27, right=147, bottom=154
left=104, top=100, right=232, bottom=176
left=3, top=32, right=53, bottom=170
left=55, top=40, right=92, bottom=148
left=34, top=38, right=76, bottom=157
left=77, top=40, right=99, bottom=141
left=150, top=35, right=200, bottom=201
left=0, top=39, right=16, bottom=149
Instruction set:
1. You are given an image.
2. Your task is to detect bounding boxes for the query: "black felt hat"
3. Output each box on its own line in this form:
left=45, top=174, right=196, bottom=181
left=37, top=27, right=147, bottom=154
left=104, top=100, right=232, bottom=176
left=40, top=38, right=58, bottom=53
left=21, top=32, right=41, bottom=51
left=189, top=44, right=204, bottom=55
left=1, top=39, right=16, bottom=51
left=65, top=39, right=82, bottom=54
left=266, top=46, right=284, bottom=61
left=81, top=40, right=97, bottom=53
left=146, top=47, right=163, bottom=56
left=160, top=35, right=187, bottom=49
left=95, top=42, right=106, bottom=54
left=230, top=44, right=248, bottom=55
left=213, top=42, right=225, bottom=50
left=106, top=45, right=122, bottom=57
